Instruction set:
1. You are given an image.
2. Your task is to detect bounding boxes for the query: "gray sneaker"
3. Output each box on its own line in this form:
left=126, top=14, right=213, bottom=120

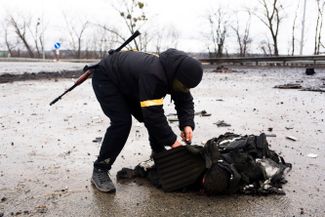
left=91, top=168, right=116, bottom=193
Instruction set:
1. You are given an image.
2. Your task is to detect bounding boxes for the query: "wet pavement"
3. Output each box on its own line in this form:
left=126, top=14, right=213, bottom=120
left=0, top=65, right=324, bottom=216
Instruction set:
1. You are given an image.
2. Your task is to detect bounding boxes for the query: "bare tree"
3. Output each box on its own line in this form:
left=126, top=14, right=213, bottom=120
left=154, top=25, right=180, bottom=54
left=207, top=8, right=228, bottom=57
left=113, top=0, right=148, bottom=51
left=254, top=0, right=285, bottom=56
left=314, top=0, right=325, bottom=54
left=27, top=17, right=46, bottom=58
left=259, top=39, right=273, bottom=55
left=9, top=15, right=34, bottom=57
left=63, top=13, right=89, bottom=59
left=231, top=12, right=252, bottom=57
left=2, top=21, right=16, bottom=57
left=290, top=3, right=299, bottom=56
left=2, top=13, right=46, bottom=58
left=87, top=27, right=119, bottom=58
left=94, top=24, right=127, bottom=46
left=138, top=31, right=154, bottom=52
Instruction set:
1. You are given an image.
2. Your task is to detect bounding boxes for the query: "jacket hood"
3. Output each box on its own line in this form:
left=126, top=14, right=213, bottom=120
left=159, top=48, right=203, bottom=89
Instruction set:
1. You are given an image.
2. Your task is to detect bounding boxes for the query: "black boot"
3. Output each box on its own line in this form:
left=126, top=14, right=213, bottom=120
left=91, top=168, right=116, bottom=193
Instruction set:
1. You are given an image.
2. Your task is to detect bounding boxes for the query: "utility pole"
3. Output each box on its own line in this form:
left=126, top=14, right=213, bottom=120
left=300, top=0, right=307, bottom=55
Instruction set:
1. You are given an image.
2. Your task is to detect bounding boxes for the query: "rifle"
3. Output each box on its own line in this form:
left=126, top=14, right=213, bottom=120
left=49, top=30, right=141, bottom=106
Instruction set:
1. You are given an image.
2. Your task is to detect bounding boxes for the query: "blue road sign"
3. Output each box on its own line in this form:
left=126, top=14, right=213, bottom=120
left=54, top=42, right=61, bottom=49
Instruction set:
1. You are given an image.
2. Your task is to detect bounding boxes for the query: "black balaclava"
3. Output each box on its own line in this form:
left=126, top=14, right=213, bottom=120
left=175, top=56, right=203, bottom=88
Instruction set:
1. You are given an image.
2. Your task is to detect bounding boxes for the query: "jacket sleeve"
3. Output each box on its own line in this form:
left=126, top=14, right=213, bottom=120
left=139, top=73, right=177, bottom=147
left=171, top=91, right=195, bottom=131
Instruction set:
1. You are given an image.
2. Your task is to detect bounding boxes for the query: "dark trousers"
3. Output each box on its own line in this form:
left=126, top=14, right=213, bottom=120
left=92, top=68, right=165, bottom=171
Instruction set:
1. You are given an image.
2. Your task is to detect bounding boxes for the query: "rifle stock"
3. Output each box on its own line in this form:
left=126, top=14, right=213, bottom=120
left=75, top=69, right=92, bottom=86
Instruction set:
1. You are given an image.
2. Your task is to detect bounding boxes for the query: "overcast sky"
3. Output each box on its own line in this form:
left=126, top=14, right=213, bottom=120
left=0, top=0, right=321, bottom=54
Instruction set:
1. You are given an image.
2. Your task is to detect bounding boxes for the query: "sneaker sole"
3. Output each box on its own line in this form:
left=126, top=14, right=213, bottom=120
left=91, top=178, right=116, bottom=193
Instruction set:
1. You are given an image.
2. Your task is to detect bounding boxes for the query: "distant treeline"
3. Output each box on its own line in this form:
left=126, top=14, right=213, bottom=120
left=0, top=49, right=282, bottom=60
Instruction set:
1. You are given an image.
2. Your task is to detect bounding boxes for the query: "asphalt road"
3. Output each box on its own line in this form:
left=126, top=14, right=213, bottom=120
left=0, top=66, right=324, bottom=216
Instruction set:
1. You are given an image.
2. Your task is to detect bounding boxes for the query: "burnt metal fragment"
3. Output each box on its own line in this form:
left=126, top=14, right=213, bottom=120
left=214, top=120, right=231, bottom=127
left=274, top=83, right=302, bottom=89
left=305, top=68, right=315, bottom=75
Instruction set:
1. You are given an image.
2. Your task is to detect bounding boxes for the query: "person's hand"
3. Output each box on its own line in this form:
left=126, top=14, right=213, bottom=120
left=181, top=126, right=193, bottom=144
left=171, top=139, right=182, bottom=148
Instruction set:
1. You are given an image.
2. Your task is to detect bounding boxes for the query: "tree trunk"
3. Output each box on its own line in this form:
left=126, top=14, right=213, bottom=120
left=10, top=17, right=35, bottom=58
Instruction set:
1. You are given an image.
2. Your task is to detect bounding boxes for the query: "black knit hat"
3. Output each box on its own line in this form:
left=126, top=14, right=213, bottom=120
left=176, top=56, right=203, bottom=88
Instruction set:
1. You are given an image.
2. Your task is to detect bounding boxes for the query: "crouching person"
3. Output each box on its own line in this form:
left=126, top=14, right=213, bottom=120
left=91, top=49, right=203, bottom=192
